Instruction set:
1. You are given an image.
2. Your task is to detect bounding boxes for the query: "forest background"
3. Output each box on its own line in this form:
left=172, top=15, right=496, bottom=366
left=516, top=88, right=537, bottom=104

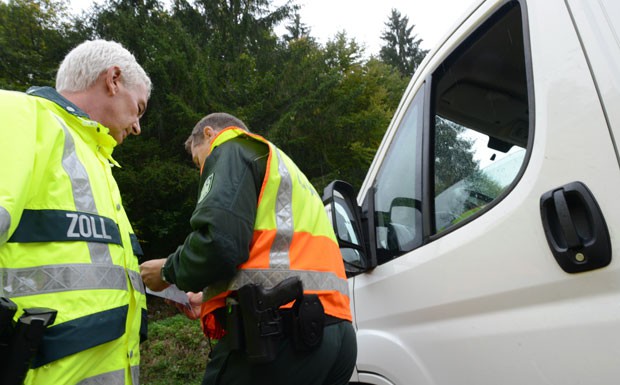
left=0, top=0, right=429, bottom=383
left=0, top=0, right=429, bottom=260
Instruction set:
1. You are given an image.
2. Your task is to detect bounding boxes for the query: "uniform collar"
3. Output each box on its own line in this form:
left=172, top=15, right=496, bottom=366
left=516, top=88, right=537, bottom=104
left=26, top=86, right=90, bottom=119
left=27, top=86, right=120, bottom=167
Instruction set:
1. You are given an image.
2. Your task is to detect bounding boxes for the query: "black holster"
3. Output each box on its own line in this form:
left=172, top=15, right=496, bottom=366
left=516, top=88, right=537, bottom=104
left=0, top=298, right=57, bottom=385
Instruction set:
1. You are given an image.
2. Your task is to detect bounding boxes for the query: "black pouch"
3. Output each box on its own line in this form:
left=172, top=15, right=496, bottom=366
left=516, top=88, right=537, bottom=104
left=225, top=297, right=244, bottom=351
left=292, top=294, right=325, bottom=351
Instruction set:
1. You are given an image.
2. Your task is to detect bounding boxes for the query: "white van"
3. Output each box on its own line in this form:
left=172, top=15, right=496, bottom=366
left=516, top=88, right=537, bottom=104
left=322, top=0, right=620, bottom=384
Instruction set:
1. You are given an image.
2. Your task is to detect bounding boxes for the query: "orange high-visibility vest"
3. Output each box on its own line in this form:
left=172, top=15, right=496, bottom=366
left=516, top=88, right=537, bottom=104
left=200, top=127, right=351, bottom=337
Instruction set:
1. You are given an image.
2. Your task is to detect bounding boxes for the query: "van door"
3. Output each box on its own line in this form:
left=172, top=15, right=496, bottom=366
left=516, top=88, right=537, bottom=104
left=347, top=0, right=620, bottom=384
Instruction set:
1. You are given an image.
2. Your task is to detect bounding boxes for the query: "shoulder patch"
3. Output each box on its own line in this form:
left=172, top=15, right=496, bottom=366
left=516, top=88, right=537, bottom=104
left=198, top=173, right=214, bottom=203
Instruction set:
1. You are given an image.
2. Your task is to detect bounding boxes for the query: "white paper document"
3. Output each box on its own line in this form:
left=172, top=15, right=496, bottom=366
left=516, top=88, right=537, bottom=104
left=146, top=284, right=191, bottom=308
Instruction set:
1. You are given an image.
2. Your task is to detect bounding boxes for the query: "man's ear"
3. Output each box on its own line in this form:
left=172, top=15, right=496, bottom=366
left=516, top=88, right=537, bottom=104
left=105, top=66, right=122, bottom=96
left=203, top=126, right=215, bottom=140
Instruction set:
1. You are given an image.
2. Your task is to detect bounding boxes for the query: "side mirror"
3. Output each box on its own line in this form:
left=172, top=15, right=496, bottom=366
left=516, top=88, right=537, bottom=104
left=323, top=180, right=371, bottom=277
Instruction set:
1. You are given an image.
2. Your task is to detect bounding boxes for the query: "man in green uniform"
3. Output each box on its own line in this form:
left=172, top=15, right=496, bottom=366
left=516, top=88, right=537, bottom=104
left=141, top=113, right=357, bottom=385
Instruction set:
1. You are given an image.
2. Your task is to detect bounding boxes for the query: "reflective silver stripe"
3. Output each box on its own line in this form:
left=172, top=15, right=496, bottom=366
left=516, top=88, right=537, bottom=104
left=127, top=269, right=146, bottom=295
left=0, top=264, right=128, bottom=298
left=56, top=115, right=112, bottom=264
left=270, top=149, right=294, bottom=269
left=76, top=369, right=125, bottom=385
left=205, top=269, right=349, bottom=300
left=87, top=242, right=113, bottom=265
left=131, top=365, right=140, bottom=385
left=0, top=206, right=9, bottom=245
left=57, top=115, right=97, bottom=214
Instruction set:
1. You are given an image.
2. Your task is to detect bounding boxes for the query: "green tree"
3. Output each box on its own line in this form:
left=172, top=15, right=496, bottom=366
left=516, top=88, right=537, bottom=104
left=379, top=8, right=428, bottom=77
left=188, top=0, right=297, bottom=130
left=0, top=0, right=83, bottom=90
left=282, top=12, right=311, bottom=42
left=270, top=32, right=407, bottom=191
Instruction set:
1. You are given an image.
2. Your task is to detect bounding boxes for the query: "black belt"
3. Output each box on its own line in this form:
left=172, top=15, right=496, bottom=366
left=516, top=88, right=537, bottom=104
left=214, top=307, right=344, bottom=337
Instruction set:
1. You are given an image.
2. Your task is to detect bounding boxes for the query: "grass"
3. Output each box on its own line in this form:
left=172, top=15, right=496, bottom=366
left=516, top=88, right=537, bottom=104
left=140, top=296, right=212, bottom=385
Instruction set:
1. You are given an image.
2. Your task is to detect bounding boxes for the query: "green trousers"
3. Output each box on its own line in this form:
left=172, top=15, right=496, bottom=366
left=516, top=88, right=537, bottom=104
left=201, top=321, right=357, bottom=385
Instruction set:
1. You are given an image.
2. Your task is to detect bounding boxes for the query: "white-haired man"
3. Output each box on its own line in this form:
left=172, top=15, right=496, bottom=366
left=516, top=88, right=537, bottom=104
left=0, top=40, right=151, bottom=385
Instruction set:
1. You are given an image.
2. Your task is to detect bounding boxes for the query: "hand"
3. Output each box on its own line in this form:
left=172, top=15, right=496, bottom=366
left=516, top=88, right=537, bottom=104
left=139, top=258, right=170, bottom=292
left=168, top=291, right=203, bottom=320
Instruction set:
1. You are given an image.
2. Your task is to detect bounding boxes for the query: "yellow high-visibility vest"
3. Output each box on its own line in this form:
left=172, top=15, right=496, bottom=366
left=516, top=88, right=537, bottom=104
left=200, top=127, right=351, bottom=337
left=0, top=88, right=147, bottom=385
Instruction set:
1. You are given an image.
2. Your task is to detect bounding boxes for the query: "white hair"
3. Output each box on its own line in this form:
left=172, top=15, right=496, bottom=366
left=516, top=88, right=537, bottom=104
left=56, top=39, right=152, bottom=97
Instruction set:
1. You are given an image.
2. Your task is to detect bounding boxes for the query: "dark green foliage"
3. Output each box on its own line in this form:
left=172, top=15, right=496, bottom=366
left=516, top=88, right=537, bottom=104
left=269, top=34, right=407, bottom=191
left=0, top=0, right=85, bottom=90
left=113, top=138, right=199, bottom=259
left=283, top=12, right=311, bottom=41
left=379, top=8, right=428, bottom=77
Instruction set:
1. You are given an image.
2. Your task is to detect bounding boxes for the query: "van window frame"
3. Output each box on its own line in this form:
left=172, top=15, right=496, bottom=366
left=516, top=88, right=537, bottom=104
left=423, top=0, right=536, bottom=241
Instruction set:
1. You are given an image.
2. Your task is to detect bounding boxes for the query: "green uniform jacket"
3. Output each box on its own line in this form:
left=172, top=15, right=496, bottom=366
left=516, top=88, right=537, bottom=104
left=163, top=136, right=268, bottom=292
left=0, top=87, right=147, bottom=385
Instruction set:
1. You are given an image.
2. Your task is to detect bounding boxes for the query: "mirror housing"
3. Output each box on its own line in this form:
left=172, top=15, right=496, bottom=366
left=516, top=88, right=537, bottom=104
left=323, top=180, right=373, bottom=277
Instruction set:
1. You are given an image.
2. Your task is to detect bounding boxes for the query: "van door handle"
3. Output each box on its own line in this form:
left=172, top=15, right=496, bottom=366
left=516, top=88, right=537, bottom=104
left=540, top=181, right=611, bottom=273
left=551, top=189, right=582, bottom=249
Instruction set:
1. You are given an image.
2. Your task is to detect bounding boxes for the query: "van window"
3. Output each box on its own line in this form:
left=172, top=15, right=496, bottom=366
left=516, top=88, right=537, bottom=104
left=432, top=1, right=529, bottom=234
left=368, top=0, right=529, bottom=265
left=371, top=90, right=424, bottom=264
